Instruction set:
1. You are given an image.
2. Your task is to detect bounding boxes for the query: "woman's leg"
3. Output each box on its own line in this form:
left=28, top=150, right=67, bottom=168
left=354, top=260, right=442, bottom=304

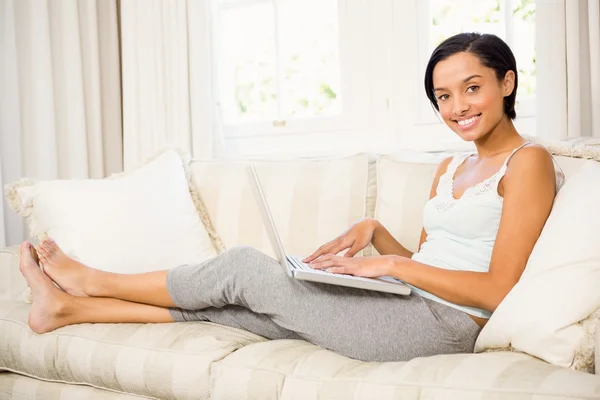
left=19, top=242, right=173, bottom=333
left=26, top=242, right=302, bottom=340
left=162, top=246, right=482, bottom=362
left=38, top=239, right=176, bottom=307
left=37, top=241, right=480, bottom=361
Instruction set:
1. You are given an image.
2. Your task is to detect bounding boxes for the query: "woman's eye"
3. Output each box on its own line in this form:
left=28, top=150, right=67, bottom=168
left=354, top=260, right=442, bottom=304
left=437, top=94, right=449, bottom=101
left=467, top=85, right=480, bottom=93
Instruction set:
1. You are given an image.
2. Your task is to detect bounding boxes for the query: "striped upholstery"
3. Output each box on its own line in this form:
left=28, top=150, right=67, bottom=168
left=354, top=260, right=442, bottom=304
left=0, top=372, right=151, bottom=399
left=373, top=154, right=450, bottom=254
left=211, top=339, right=600, bottom=400
left=2, top=301, right=600, bottom=400
left=188, top=155, right=369, bottom=259
left=0, top=246, right=26, bottom=302
left=0, top=301, right=266, bottom=399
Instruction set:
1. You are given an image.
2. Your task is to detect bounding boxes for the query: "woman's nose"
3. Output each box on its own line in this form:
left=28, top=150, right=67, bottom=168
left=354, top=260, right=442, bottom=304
left=452, top=96, right=470, bottom=116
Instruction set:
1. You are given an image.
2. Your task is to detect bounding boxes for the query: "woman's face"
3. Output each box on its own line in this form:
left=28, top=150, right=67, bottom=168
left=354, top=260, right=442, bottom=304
left=432, top=52, right=514, bottom=142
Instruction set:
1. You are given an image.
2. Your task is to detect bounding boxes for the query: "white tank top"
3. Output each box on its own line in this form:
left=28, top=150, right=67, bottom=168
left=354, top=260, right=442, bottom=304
left=410, top=143, right=564, bottom=319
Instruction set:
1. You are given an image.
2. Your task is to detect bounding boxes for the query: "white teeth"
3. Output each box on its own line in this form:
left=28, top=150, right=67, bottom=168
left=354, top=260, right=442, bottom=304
left=457, top=115, right=479, bottom=126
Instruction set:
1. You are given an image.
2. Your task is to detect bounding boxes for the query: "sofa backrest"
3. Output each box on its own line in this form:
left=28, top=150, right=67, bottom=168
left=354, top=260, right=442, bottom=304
left=188, top=148, right=597, bottom=258
left=188, top=154, right=369, bottom=259
left=554, top=155, right=597, bottom=179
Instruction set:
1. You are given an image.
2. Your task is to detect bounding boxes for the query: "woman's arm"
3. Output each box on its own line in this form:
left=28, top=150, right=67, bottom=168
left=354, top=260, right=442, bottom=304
left=311, top=147, right=555, bottom=312
left=370, top=221, right=413, bottom=258
left=387, top=146, right=557, bottom=312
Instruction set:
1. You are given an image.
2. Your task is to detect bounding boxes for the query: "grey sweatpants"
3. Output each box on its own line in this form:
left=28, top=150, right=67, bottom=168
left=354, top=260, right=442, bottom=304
left=167, top=246, right=481, bottom=362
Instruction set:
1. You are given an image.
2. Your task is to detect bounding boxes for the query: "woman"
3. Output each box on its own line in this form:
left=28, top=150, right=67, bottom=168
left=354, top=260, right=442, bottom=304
left=18, top=33, right=562, bottom=362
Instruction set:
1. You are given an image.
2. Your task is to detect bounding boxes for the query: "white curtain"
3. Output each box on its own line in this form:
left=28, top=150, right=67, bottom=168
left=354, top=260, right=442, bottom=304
left=120, top=0, right=223, bottom=170
left=0, top=0, right=123, bottom=247
left=537, top=0, right=600, bottom=140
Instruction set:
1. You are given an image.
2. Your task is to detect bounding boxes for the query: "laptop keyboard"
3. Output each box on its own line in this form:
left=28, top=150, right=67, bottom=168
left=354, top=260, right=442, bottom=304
left=287, top=256, right=315, bottom=272
left=287, top=256, right=386, bottom=284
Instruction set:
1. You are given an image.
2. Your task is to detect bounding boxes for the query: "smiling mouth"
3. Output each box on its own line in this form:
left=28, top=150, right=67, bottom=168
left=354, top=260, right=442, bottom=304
left=453, top=114, right=482, bottom=128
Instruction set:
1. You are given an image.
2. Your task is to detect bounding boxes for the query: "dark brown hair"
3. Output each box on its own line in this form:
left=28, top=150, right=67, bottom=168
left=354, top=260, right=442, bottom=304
left=424, top=32, right=518, bottom=120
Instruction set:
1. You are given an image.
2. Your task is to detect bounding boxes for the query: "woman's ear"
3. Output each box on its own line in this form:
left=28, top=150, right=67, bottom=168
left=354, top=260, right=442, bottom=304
left=502, top=70, right=515, bottom=96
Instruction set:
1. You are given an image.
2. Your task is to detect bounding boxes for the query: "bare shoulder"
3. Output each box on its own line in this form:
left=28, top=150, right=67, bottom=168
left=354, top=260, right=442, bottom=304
left=506, top=144, right=554, bottom=174
left=424, top=156, right=455, bottom=201
left=503, top=144, right=556, bottom=193
left=435, top=156, right=454, bottom=177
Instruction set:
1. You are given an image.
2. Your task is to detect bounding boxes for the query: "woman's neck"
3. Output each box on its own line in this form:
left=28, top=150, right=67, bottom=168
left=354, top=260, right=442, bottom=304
left=473, top=117, right=524, bottom=158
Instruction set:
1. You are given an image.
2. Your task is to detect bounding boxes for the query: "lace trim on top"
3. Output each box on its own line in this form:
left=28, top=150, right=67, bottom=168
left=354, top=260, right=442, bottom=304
left=434, top=143, right=530, bottom=213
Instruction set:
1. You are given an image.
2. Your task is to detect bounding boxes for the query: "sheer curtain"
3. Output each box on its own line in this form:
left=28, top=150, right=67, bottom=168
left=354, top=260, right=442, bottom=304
left=537, top=0, right=600, bottom=141
left=0, top=0, right=123, bottom=247
left=120, top=0, right=223, bottom=170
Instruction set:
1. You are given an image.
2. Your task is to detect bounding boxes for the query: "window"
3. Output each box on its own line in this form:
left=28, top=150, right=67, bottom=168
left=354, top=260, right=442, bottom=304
left=213, top=0, right=346, bottom=137
left=206, top=0, right=540, bottom=156
left=416, top=0, right=536, bottom=125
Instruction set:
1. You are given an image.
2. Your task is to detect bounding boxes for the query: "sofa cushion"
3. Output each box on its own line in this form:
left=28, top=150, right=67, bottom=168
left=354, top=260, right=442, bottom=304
left=553, top=155, right=596, bottom=179
left=211, top=339, right=600, bottom=400
left=0, top=301, right=267, bottom=399
left=475, top=161, right=600, bottom=371
left=0, top=371, right=150, bottom=399
left=189, top=154, right=369, bottom=259
left=4, top=150, right=218, bottom=277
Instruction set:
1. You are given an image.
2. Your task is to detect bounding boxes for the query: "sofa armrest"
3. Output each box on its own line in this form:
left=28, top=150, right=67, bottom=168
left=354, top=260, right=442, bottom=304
left=0, top=246, right=27, bottom=302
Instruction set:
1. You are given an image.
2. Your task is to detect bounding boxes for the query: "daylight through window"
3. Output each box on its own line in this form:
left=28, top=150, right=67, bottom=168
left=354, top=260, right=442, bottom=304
left=214, top=0, right=342, bottom=130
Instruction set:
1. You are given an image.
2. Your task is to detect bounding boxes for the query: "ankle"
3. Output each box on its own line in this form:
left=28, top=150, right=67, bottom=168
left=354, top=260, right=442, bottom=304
left=85, top=269, right=111, bottom=297
left=51, top=291, right=73, bottom=317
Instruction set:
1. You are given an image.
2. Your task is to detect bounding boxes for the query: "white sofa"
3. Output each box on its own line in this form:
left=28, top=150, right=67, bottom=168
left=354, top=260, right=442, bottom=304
left=1, top=146, right=600, bottom=399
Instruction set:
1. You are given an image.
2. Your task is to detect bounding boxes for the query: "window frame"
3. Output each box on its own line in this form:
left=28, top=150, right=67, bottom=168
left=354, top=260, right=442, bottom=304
left=211, top=0, right=355, bottom=139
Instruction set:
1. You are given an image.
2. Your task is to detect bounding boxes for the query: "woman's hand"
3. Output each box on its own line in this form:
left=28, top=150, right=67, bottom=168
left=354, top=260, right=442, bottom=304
left=302, top=218, right=379, bottom=263
left=309, top=254, right=394, bottom=278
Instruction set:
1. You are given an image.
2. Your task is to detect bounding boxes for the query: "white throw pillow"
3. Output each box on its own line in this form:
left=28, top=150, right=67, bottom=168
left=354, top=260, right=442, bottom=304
left=5, top=150, right=218, bottom=277
left=475, top=161, right=600, bottom=370
left=188, top=155, right=369, bottom=259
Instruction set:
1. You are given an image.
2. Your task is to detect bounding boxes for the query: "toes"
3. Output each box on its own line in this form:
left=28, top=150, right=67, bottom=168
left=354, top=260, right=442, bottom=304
left=30, top=247, right=40, bottom=265
left=42, top=240, right=55, bottom=256
left=38, top=246, right=50, bottom=260
left=21, top=241, right=35, bottom=257
left=48, top=238, right=61, bottom=254
left=39, top=240, right=49, bottom=252
left=20, top=244, right=29, bottom=264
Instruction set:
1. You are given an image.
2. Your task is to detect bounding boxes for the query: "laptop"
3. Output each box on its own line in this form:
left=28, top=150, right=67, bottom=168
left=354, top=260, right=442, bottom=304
left=247, top=164, right=411, bottom=295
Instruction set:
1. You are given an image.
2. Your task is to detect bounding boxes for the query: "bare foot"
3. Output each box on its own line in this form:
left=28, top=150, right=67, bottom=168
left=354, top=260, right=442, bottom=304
left=19, top=242, right=72, bottom=334
left=37, top=238, right=92, bottom=297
